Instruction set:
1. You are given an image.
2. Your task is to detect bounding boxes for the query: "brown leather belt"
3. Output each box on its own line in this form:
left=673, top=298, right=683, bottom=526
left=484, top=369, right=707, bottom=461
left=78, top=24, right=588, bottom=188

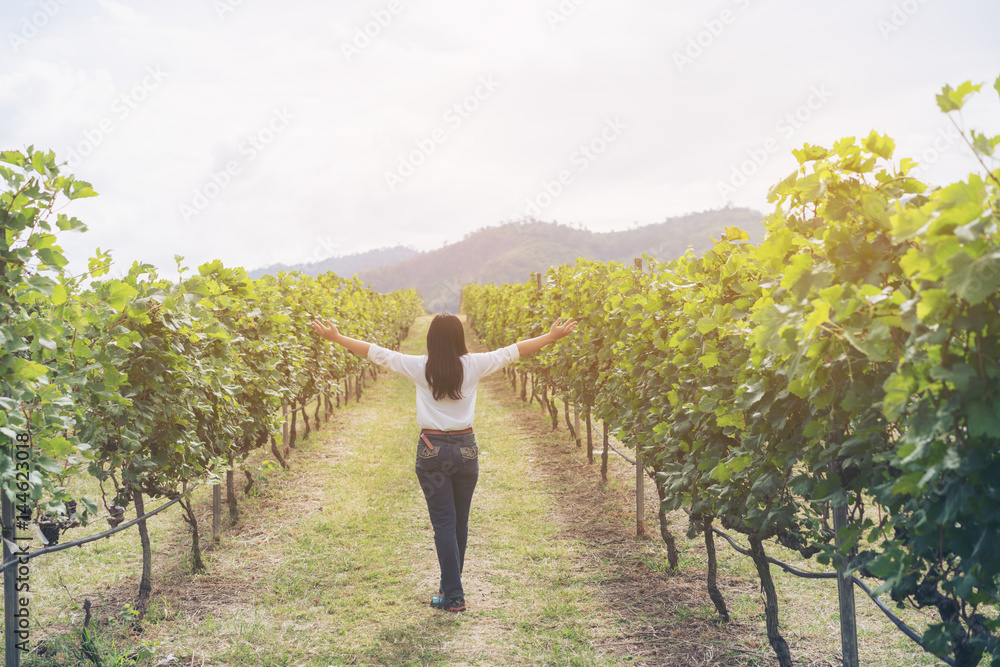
left=419, top=428, right=473, bottom=451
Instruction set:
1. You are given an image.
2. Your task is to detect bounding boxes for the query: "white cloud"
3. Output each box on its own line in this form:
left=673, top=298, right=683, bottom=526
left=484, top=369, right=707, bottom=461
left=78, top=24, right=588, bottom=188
left=2, top=0, right=998, bottom=278
left=97, top=0, right=148, bottom=26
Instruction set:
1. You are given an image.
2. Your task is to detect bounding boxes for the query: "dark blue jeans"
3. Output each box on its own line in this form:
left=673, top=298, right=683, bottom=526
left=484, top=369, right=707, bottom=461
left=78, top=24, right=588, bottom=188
left=414, top=431, right=479, bottom=600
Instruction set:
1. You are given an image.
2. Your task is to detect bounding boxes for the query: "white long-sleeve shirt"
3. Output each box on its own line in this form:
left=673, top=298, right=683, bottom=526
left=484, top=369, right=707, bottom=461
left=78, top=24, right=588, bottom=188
left=367, top=343, right=520, bottom=430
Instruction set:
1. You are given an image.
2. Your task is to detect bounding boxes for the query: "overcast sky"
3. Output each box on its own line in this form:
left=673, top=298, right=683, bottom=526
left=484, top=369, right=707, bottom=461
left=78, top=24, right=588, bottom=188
left=2, top=0, right=998, bottom=278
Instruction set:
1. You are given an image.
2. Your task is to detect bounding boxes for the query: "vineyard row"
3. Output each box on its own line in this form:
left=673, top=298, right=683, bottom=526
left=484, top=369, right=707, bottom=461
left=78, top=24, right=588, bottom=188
left=464, top=79, right=1000, bottom=667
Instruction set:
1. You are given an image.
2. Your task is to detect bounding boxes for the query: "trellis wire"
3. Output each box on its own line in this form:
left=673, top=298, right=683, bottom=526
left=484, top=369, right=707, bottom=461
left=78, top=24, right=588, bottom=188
left=0, top=479, right=207, bottom=574
left=586, top=409, right=953, bottom=667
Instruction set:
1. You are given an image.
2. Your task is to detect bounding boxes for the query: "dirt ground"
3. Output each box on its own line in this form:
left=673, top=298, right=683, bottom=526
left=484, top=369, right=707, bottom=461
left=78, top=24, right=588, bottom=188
left=480, top=370, right=801, bottom=667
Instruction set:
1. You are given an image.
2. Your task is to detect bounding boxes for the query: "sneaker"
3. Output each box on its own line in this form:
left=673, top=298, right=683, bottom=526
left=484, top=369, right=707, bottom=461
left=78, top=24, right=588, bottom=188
left=431, top=582, right=447, bottom=606
left=430, top=595, right=466, bottom=612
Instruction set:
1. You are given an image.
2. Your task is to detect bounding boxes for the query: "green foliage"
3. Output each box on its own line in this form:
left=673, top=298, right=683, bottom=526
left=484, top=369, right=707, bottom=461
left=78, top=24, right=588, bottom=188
left=1, top=146, right=102, bottom=523
left=2, top=146, right=421, bottom=542
left=466, top=77, right=1000, bottom=667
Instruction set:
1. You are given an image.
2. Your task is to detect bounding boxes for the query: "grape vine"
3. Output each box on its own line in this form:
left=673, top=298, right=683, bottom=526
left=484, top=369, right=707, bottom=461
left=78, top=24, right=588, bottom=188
left=1, top=147, right=421, bottom=611
left=465, top=77, right=1000, bottom=667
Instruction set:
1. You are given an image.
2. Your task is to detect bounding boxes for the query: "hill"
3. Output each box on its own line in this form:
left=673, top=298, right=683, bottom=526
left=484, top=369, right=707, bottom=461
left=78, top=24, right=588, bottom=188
left=245, top=245, right=418, bottom=280
left=358, top=207, right=764, bottom=313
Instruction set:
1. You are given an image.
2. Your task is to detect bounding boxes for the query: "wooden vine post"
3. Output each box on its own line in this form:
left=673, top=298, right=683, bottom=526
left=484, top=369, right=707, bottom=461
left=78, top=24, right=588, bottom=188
left=133, top=488, right=153, bottom=616
left=535, top=272, right=544, bottom=425
left=833, top=493, right=859, bottom=666
left=633, top=258, right=647, bottom=538
left=281, top=402, right=289, bottom=448
left=601, top=422, right=609, bottom=483
left=212, top=483, right=221, bottom=544
left=585, top=407, right=593, bottom=463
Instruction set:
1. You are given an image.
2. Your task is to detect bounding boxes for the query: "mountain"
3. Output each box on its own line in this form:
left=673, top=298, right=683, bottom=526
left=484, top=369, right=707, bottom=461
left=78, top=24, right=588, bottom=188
left=358, top=207, right=765, bottom=314
left=245, top=245, right=418, bottom=280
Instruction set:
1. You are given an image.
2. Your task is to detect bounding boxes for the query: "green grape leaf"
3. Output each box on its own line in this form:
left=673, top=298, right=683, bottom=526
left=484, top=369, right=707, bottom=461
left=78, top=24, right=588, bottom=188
left=69, top=182, right=99, bottom=199
left=936, top=81, right=982, bottom=112
left=767, top=170, right=798, bottom=202
left=696, top=316, right=717, bottom=334
left=13, top=358, right=48, bottom=381
left=40, top=436, right=75, bottom=458
left=51, top=283, right=68, bottom=306
left=943, top=250, right=1000, bottom=304
left=33, top=456, right=63, bottom=475
left=882, top=372, right=914, bottom=420
left=916, top=288, right=949, bottom=321
left=710, top=461, right=733, bottom=483
left=862, top=130, right=895, bottom=160
left=970, top=130, right=998, bottom=157
left=967, top=399, right=1000, bottom=438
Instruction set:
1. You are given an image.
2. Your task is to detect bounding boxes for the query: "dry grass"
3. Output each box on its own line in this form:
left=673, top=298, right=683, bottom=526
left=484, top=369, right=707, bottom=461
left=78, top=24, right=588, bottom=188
left=480, top=354, right=943, bottom=666
left=471, top=369, right=771, bottom=666
left=10, top=314, right=946, bottom=666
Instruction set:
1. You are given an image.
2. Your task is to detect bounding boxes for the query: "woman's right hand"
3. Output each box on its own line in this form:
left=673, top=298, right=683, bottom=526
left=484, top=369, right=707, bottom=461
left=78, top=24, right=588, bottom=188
left=548, top=317, right=578, bottom=340
left=312, top=319, right=340, bottom=342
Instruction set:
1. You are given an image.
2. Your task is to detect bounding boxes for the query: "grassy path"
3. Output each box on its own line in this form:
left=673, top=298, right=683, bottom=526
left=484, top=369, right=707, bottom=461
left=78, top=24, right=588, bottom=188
left=177, top=313, right=621, bottom=665
left=19, top=314, right=942, bottom=666
left=25, top=315, right=620, bottom=666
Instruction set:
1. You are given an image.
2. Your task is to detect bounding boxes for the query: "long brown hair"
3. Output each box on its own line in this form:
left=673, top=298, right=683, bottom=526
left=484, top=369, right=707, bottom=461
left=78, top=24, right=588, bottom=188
left=425, top=313, right=468, bottom=400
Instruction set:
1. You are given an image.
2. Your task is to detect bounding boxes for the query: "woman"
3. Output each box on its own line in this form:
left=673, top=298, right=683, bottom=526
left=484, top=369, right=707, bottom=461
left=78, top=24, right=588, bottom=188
left=311, top=312, right=577, bottom=612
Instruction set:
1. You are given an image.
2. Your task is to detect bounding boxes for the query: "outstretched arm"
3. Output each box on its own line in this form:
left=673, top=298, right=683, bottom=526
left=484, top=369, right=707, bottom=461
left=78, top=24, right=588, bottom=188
left=312, top=319, right=371, bottom=356
left=516, top=317, right=578, bottom=357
